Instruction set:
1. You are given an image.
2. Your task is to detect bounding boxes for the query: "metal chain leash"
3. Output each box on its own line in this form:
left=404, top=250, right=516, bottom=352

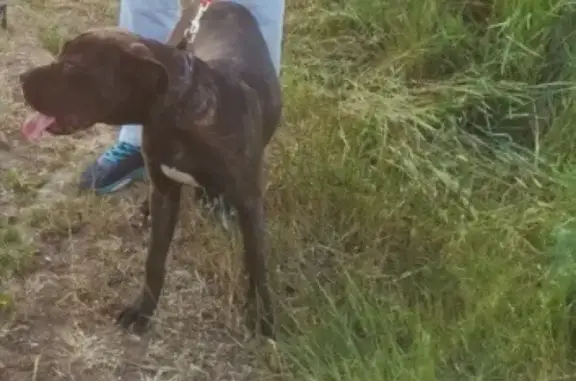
left=182, top=0, right=212, bottom=45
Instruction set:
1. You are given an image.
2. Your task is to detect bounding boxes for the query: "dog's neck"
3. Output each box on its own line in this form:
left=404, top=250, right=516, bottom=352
left=140, top=40, right=218, bottom=130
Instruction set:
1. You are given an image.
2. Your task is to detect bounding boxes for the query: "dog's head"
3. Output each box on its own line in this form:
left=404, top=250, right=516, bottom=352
left=19, top=28, right=169, bottom=141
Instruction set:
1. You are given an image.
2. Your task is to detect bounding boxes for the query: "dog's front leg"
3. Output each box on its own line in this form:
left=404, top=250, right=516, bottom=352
left=118, top=182, right=181, bottom=334
left=236, top=196, right=274, bottom=338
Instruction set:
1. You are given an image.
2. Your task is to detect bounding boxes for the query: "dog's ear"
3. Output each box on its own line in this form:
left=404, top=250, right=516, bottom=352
left=124, top=42, right=169, bottom=94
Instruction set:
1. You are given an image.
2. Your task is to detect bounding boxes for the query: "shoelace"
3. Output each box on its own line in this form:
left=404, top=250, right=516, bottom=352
left=101, top=142, right=139, bottom=164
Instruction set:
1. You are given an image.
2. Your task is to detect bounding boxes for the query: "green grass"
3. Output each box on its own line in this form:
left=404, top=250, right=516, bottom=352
left=269, top=0, right=576, bottom=379
left=0, top=216, right=35, bottom=277
left=37, top=24, right=68, bottom=55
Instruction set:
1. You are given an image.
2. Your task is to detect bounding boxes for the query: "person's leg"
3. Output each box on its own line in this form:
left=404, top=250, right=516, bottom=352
left=79, top=0, right=180, bottom=193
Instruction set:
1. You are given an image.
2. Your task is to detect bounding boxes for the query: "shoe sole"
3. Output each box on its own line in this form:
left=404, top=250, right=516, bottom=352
left=95, top=167, right=146, bottom=194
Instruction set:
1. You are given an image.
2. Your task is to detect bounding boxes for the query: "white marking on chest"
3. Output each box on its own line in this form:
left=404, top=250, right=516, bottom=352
left=160, top=165, right=198, bottom=186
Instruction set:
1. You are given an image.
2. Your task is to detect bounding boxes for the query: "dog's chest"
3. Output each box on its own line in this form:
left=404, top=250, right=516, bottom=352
left=159, top=164, right=198, bottom=186
left=143, top=137, right=200, bottom=187
left=143, top=129, right=223, bottom=190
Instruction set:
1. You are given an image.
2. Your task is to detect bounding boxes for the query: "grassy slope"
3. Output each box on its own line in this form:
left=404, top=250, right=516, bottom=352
left=3, top=0, right=576, bottom=379
left=273, top=0, right=576, bottom=379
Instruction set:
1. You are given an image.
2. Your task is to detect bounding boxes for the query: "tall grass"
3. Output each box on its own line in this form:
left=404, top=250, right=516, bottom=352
left=269, top=0, right=576, bottom=379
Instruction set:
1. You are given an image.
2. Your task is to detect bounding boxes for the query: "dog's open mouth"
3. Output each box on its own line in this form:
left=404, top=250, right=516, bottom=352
left=21, top=112, right=58, bottom=142
left=21, top=112, right=90, bottom=142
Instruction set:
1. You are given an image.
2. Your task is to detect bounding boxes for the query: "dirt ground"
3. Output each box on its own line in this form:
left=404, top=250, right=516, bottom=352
left=0, top=2, right=278, bottom=380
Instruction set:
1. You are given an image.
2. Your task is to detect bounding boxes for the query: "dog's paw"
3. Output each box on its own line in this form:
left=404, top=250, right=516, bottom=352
left=245, top=301, right=275, bottom=339
left=117, top=305, right=151, bottom=335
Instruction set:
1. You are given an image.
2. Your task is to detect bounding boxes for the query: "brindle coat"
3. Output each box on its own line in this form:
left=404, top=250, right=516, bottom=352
left=19, top=1, right=282, bottom=337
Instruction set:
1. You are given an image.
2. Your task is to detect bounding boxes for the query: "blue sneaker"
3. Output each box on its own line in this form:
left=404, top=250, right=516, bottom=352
left=78, top=141, right=146, bottom=194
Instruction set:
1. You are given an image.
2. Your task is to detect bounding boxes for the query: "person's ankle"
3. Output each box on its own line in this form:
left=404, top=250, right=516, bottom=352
left=78, top=141, right=145, bottom=193
left=99, top=141, right=141, bottom=165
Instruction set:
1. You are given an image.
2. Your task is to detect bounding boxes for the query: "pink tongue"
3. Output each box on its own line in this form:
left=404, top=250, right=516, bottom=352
left=22, top=112, right=55, bottom=142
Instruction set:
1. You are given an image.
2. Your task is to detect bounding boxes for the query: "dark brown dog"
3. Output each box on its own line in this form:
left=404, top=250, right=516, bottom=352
left=19, top=1, right=282, bottom=337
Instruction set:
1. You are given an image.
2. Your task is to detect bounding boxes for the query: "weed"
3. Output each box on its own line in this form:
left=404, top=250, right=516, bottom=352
left=37, top=24, right=67, bottom=55
left=0, top=216, right=35, bottom=276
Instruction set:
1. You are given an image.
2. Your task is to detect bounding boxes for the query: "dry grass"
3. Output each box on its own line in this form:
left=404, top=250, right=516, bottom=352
left=0, top=1, right=272, bottom=380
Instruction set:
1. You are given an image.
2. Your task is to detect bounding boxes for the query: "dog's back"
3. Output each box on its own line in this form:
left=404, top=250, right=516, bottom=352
left=169, top=1, right=282, bottom=144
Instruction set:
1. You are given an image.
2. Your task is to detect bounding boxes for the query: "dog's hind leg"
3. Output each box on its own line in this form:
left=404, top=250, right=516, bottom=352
left=118, top=181, right=181, bottom=334
left=236, top=194, right=274, bottom=338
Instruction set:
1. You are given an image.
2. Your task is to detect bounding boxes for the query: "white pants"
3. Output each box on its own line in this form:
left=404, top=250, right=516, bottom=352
left=117, top=0, right=285, bottom=147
